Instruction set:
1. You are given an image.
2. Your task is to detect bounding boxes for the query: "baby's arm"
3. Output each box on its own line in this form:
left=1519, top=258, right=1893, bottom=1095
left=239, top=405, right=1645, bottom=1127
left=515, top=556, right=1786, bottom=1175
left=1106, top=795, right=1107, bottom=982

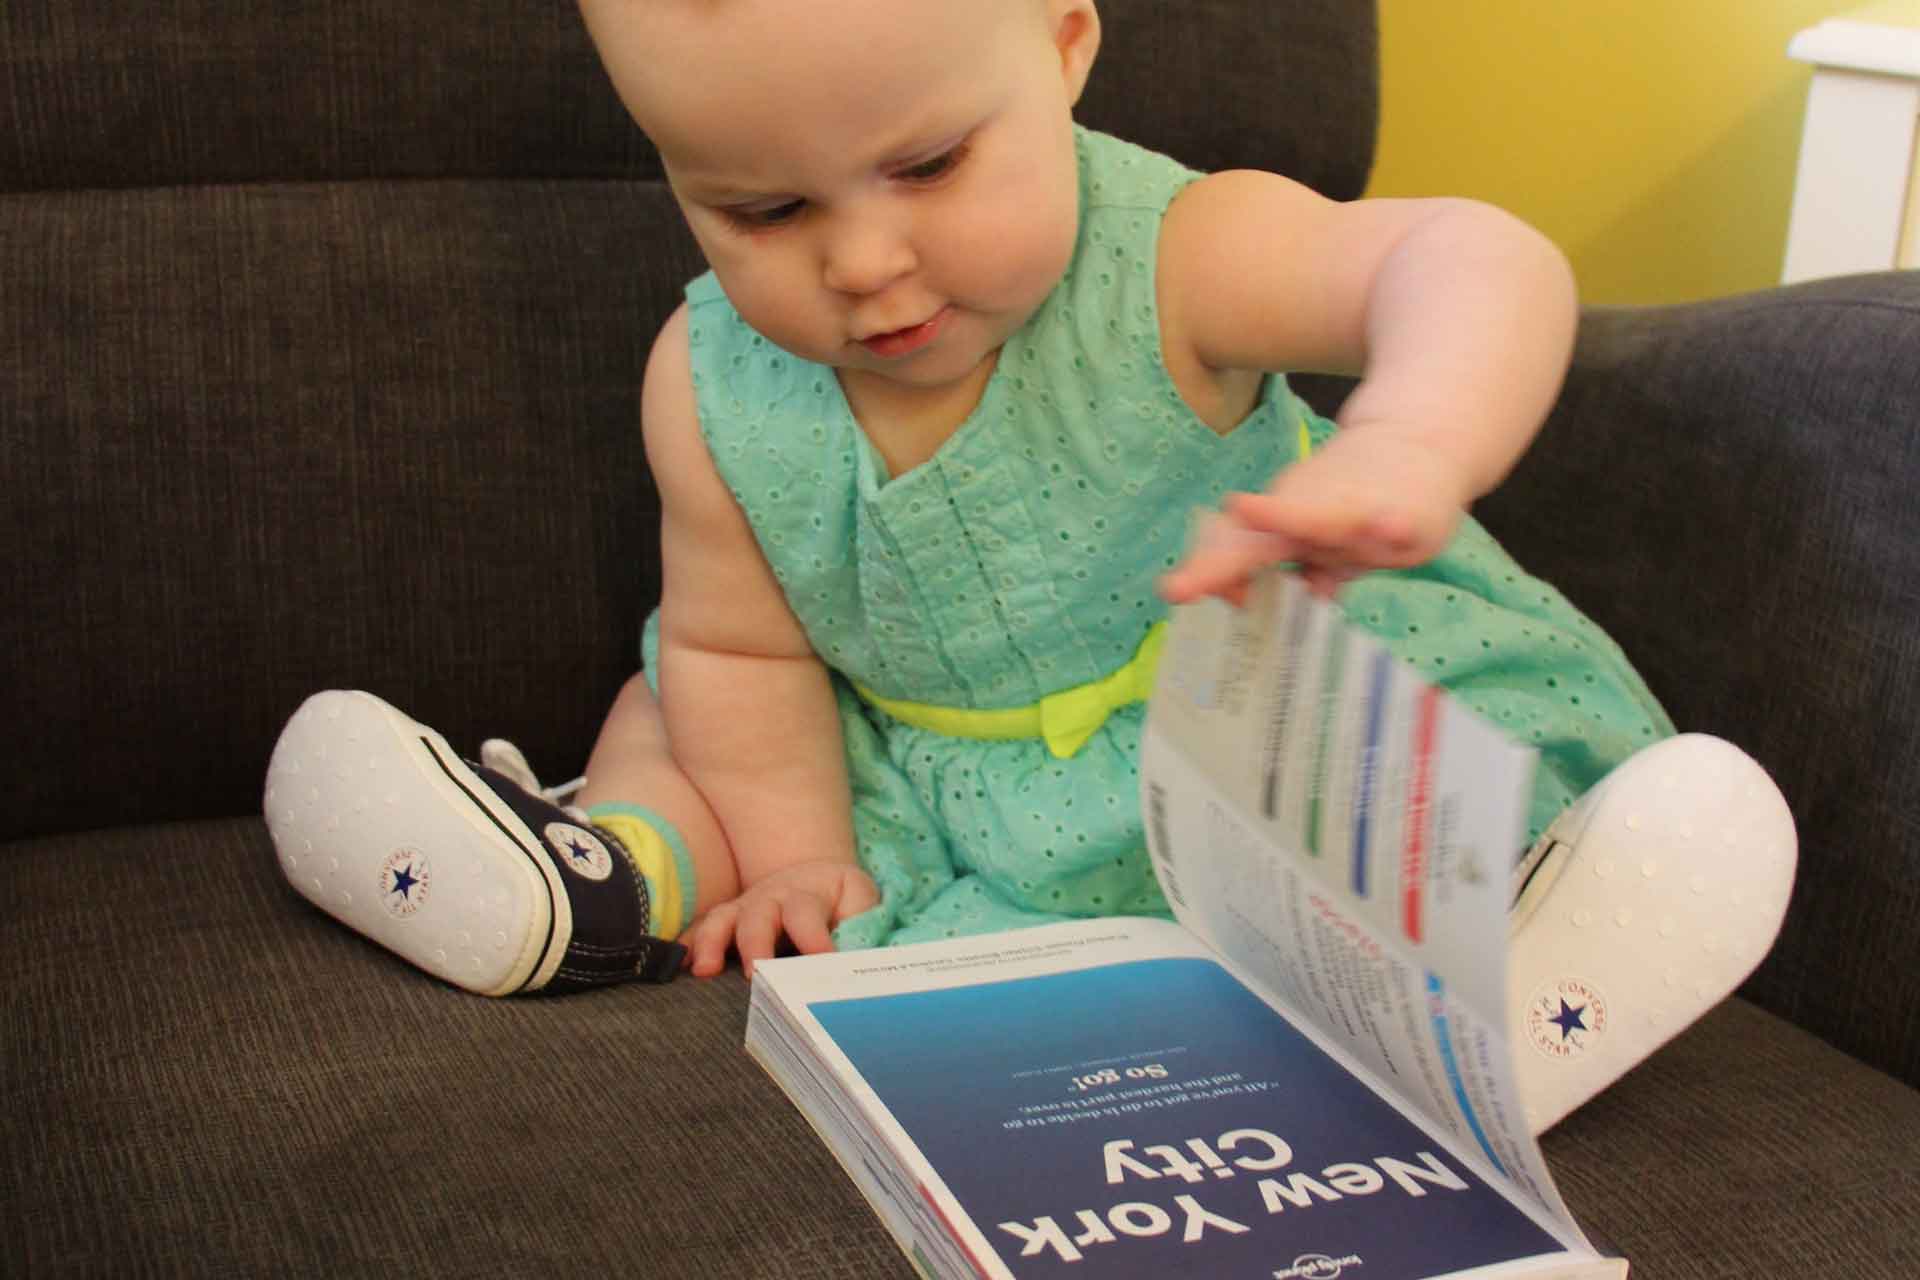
left=1156, top=171, right=1577, bottom=601
left=641, top=304, right=877, bottom=976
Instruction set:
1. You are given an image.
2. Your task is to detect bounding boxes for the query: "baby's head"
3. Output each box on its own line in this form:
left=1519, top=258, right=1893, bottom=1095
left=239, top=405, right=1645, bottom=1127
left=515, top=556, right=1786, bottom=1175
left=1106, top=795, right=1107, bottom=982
left=580, top=0, right=1101, bottom=393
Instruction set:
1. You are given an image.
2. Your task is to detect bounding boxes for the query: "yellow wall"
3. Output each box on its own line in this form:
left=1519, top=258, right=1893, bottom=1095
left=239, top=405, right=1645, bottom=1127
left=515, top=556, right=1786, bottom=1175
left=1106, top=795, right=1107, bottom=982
left=1367, top=1, right=1867, bottom=305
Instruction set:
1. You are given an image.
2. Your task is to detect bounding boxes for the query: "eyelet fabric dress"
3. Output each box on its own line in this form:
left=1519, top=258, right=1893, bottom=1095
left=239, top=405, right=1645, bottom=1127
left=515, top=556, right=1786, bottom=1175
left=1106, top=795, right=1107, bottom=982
left=645, top=127, right=1673, bottom=947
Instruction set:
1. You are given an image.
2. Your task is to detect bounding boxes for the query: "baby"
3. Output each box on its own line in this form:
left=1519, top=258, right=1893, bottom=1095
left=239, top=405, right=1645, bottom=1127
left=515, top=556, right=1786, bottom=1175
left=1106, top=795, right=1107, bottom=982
left=265, top=0, right=1795, bottom=1130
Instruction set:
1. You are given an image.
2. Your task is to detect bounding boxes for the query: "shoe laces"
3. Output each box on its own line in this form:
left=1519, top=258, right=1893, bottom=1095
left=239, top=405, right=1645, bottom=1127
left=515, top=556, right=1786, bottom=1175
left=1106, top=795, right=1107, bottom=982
left=479, top=738, right=588, bottom=813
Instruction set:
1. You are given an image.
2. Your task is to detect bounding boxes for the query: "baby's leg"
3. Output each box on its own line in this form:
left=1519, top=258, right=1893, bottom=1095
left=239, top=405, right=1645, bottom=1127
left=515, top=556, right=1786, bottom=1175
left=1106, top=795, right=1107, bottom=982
left=575, top=672, right=740, bottom=916
left=264, top=681, right=732, bottom=996
left=1507, top=735, right=1797, bottom=1132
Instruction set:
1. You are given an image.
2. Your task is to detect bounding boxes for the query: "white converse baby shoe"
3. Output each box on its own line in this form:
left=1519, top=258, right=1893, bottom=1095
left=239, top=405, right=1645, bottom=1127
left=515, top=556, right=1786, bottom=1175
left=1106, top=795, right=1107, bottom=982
left=1507, top=733, right=1796, bottom=1132
left=263, top=690, right=683, bottom=995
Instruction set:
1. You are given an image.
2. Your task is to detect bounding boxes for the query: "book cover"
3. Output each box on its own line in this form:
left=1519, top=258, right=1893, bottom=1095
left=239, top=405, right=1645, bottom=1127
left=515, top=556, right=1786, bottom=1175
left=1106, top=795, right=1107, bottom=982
left=808, top=951, right=1570, bottom=1279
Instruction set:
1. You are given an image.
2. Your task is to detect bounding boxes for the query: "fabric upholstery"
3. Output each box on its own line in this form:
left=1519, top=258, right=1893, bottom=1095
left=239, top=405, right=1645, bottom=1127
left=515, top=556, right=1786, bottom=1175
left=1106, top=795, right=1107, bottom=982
left=0, top=0, right=1374, bottom=198
left=1, top=181, right=699, bottom=841
left=6, top=819, right=1917, bottom=1276
left=2, top=820, right=911, bottom=1277
left=0, top=1, right=658, bottom=190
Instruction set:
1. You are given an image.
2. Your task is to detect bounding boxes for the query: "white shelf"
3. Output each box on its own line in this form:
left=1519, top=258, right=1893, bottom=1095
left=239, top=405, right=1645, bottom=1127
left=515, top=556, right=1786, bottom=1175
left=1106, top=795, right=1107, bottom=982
left=1782, top=4, right=1920, bottom=283
left=1789, top=18, right=1920, bottom=78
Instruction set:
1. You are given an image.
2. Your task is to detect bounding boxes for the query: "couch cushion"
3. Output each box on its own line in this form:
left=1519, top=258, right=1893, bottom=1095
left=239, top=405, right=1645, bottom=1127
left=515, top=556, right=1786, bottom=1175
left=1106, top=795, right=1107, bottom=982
left=0, top=1, right=657, bottom=191
left=0, top=180, right=703, bottom=843
left=1, top=818, right=911, bottom=1276
left=5, top=820, right=1917, bottom=1276
left=1082, top=0, right=1378, bottom=200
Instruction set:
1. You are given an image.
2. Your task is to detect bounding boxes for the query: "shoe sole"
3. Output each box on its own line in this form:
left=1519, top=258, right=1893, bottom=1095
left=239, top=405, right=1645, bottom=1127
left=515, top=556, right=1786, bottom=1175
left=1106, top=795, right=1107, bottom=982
left=263, top=690, right=571, bottom=996
left=1509, top=734, right=1797, bottom=1132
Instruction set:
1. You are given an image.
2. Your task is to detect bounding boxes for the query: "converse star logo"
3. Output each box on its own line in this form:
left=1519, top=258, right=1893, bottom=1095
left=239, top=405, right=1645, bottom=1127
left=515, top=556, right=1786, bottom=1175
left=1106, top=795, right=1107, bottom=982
left=545, top=822, right=613, bottom=882
left=1549, top=998, right=1589, bottom=1039
left=1525, top=976, right=1609, bottom=1060
left=380, top=847, right=432, bottom=918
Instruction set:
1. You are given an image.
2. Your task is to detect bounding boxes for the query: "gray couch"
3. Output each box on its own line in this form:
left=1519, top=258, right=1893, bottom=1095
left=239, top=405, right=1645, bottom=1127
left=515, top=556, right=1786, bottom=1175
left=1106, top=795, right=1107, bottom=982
left=5, top=1, right=1918, bottom=1275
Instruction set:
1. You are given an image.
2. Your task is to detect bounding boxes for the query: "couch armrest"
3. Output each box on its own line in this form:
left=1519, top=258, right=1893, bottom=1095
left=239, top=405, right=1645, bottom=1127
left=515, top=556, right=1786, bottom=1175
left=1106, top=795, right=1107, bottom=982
left=1473, top=271, right=1920, bottom=1086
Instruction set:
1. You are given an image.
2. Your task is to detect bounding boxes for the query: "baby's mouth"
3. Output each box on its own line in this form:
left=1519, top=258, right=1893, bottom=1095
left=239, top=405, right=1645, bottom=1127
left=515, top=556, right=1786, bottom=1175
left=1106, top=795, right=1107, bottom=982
left=859, top=307, right=950, bottom=359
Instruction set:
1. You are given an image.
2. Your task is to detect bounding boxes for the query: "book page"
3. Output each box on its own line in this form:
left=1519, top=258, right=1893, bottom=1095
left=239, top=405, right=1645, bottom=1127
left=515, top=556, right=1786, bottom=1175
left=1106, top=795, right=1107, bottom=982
left=1141, top=572, right=1568, bottom=1218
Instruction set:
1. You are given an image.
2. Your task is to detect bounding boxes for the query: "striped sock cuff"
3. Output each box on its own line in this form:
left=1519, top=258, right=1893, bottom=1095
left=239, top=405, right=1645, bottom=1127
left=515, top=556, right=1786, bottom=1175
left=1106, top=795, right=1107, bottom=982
left=583, top=803, right=698, bottom=941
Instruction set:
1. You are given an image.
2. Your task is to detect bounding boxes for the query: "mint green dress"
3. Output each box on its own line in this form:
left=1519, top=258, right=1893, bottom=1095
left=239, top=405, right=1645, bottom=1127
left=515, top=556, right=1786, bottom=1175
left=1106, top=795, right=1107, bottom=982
left=654, top=127, right=1672, bottom=948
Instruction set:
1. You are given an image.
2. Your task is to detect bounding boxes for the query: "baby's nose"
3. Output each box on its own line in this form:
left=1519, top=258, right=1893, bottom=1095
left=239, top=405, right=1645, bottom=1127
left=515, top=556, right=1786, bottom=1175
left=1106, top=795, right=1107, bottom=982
left=822, top=213, right=917, bottom=296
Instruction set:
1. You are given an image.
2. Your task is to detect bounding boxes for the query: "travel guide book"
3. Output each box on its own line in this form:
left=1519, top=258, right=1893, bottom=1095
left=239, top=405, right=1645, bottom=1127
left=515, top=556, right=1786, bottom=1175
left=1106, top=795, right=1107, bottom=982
left=745, top=573, right=1627, bottom=1279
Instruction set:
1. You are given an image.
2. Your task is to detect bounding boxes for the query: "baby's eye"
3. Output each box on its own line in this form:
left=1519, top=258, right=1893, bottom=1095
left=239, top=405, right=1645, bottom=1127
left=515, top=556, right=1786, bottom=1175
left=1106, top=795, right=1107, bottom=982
left=895, top=141, right=971, bottom=185
left=726, top=199, right=806, bottom=231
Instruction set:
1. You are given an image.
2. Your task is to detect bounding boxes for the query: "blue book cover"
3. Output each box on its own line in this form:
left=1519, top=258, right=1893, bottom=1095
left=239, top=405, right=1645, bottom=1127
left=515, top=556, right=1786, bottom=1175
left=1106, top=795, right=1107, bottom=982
left=809, top=955, right=1567, bottom=1279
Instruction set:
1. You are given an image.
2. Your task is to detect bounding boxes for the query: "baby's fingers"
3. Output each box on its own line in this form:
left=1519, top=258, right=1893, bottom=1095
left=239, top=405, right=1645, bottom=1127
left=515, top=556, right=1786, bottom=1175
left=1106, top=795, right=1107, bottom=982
left=733, top=896, right=786, bottom=979
left=1231, top=491, right=1437, bottom=572
left=1160, top=519, right=1292, bottom=605
left=1226, top=489, right=1369, bottom=549
left=1300, top=562, right=1361, bottom=600
left=683, top=904, right=738, bottom=979
left=781, top=894, right=836, bottom=957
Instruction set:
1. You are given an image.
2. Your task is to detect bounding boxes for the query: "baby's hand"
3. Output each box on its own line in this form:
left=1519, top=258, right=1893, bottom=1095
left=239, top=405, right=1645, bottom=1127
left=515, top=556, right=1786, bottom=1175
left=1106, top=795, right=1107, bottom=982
left=1160, top=427, right=1471, bottom=604
left=681, top=859, right=879, bottom=979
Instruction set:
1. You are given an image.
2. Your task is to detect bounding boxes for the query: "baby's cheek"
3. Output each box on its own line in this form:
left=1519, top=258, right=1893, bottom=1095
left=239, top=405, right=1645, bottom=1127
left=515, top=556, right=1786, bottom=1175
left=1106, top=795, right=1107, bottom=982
left=958, top=197, right=1077, bottom=310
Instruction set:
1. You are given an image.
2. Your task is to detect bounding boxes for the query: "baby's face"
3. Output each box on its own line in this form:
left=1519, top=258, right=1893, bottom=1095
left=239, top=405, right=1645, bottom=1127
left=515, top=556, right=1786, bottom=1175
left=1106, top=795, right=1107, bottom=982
left=584, top=0, right=1098, bottom=399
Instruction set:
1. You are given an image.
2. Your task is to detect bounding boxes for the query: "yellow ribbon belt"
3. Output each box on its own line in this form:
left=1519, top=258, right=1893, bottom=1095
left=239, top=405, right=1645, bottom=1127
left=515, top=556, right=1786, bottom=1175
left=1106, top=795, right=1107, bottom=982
left=853, top=622, right=1168, bottom=760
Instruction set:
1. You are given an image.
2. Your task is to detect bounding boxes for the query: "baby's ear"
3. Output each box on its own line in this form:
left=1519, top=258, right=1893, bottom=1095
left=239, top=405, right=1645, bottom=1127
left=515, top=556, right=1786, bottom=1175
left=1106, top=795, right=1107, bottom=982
left=1051, top=0, right=1102, bottom=105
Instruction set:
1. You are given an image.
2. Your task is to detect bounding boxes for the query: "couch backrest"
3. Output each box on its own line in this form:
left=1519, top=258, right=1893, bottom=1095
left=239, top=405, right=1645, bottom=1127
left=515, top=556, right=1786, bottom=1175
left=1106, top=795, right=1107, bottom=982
left=0, top=1, right=1378, bottom=841
left=0, top=1, right=1376, bottom=196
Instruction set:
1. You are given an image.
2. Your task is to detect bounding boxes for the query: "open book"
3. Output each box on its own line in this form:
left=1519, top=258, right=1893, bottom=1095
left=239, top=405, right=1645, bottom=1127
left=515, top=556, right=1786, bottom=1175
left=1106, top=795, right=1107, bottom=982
left=746, top=574, right=1626, bottom=1279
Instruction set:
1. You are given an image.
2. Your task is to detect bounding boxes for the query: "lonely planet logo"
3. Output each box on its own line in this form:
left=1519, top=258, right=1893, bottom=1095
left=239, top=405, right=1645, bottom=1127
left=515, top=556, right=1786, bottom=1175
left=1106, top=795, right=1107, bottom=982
left=1274, top=1254, right=1363, bottom=1280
